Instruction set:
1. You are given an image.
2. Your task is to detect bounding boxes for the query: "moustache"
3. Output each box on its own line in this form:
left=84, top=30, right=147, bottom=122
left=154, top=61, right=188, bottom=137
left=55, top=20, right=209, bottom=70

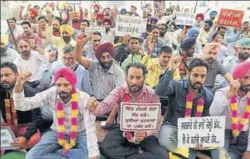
left=1, top=81, right=13, bottom=89
left=129, top=85, right=140, bottom=92
left=192, top=82, right=202, bottom=89
left=58, top=91, right=70, bottom=99
left=240, top=85, right=250, bottom=92
left=100, top=61, right=113, bottom=69
left=22, top=51, right=30, bottom=55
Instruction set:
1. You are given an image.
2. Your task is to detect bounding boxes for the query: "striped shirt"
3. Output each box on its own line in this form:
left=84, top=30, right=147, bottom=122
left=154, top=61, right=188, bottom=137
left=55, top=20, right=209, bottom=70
left=13, top=86, right=99, bottom=158
left=88, top=60, right=126, bottom=100
left=95, top=84, right=161, bottom=124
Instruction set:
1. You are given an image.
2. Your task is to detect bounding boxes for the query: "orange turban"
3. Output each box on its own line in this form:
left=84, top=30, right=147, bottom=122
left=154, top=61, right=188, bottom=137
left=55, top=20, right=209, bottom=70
left=29, top=8, right=38, bottom=17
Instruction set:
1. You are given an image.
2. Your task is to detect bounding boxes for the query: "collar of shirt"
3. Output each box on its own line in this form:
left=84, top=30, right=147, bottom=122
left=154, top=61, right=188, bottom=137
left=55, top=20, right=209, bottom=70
left=97, top=62, right=115, bottom=74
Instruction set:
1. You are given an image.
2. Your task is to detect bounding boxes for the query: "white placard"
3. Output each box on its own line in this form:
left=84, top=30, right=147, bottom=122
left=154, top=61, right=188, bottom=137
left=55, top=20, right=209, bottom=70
left=85, top=27, right=106, bottom=37
left=120, top=102, right=161, bottom=132
left=1, top=126, right=16, bottom=150
left=177, top=116, right=226, bottom=148
left=175, top=12, right=195, bottom=26
left=115, top=15, right=147, bottom=38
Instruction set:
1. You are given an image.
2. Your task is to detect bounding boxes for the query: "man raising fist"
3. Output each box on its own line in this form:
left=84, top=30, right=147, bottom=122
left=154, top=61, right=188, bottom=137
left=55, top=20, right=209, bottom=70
left=156, top=57, right=217, bottom=158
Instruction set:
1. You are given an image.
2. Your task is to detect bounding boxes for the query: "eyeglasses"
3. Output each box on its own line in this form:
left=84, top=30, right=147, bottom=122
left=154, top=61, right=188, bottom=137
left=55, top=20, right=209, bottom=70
left=93, top=39, right=101, bottom=42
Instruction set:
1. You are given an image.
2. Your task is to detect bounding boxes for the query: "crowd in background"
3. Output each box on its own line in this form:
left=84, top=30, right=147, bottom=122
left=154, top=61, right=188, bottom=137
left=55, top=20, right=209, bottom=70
left=1, top=1, right=250, bottom=159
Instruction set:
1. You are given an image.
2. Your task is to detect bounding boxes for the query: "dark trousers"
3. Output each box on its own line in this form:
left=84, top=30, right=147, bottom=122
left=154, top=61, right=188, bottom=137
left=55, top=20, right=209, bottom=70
left=100, top=127, right=168, bottom=159
left=225, top=130, right=248, bottom=159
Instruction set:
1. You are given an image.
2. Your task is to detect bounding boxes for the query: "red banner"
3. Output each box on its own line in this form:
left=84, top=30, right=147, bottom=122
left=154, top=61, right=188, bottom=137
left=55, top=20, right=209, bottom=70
left=217, top=9, right=244, bottom=28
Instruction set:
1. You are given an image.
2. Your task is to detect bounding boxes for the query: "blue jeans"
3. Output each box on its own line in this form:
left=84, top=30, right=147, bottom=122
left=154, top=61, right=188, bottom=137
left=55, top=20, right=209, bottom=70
left=26, top=130, right=88, bottom=159
left=224, top=130, right=248, bottom=159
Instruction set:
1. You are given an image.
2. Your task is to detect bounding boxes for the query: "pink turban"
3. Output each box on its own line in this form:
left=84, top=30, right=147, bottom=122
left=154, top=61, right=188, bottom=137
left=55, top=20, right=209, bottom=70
left=95, top=42, right=115, bottom=60
left=232, top=61, right=250, bottom=79
left=54, top=68, right=77, bottom=87
left=196, top=13, right=204, bottom=20
left=102, top=18, right=112, bottom=26
left=202, top=43, right=221, bottom=55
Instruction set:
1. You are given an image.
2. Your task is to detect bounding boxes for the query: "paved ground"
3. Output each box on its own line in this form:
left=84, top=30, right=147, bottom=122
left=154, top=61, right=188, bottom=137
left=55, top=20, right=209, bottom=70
left=95, top=121, right=109, bottom=142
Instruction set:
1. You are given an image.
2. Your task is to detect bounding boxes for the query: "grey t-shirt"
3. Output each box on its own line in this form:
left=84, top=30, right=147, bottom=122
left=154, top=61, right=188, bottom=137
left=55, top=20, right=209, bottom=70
left=205, top=60, right=227, bottom=88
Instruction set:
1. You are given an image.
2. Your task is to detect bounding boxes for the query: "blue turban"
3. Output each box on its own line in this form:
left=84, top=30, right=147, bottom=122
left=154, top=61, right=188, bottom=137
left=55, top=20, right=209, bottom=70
left=209, top=10, right=217, bottom=17
left=181, top=38, right=197, bottom=50
left=187, top=27, right=200, bottom=38
left=120, top=8, right=127, bottom=14
left=237, top=38, right=250, bottom=48
left=150, top=17, right=158, bottom=24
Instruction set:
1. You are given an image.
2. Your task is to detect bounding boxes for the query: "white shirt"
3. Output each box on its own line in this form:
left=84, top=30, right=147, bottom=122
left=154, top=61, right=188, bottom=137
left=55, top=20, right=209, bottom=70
left=13, top=87, right=99, bottom=158
left=103, top=28, right=115, bottom=44
left=11, top=25, right=24, bottom=40
left=14, top=50, right=47, bottom=82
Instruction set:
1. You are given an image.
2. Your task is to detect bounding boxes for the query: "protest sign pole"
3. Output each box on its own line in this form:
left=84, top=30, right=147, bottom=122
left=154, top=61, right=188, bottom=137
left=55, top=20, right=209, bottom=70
left=194, top=0, right=198, bottom=14
left=6, top=19, right=18, bottom=49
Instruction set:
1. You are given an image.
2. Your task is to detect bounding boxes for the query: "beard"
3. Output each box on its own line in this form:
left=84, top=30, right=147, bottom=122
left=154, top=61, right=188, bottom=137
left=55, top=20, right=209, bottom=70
left=186, top=50, right=194, bottom=57
left=53, top=27, right=59, bottom=32
left=21, top=51, right=30, bottom=58
left=206, top=57, right=215, bottom=65
left=73, top=18, right=78, bottom=22
left=1, top=81, right=14, bottom=90
left=0, top=47, right=7, bottom=55
left=99, top=60, right=113, bottom=69
left=238, top=52, right=249, bottom=60
left=63, top=36, right=70, bottom=43
left=188, top=77, right=203, bottom=90
left=240, top=84, right=250, bottom=93
left=129, top=84, right=143, bottom=93
left=159, top=32, right=165, bottom=37
left=211, top=16, right=215, bottom=21
left=58, top=91, right=71, bottom=100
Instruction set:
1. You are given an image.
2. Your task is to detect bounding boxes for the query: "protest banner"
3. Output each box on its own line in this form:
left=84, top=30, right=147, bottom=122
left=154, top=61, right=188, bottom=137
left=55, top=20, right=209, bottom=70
left=217, top=9, right=244, bottom=28
left=115, top=15, right=147, bottom=38
left=175, top=12, right=195, bottom=26
left=1, top=126, right=17, bottom=151
left=120, top=102, right=161, bottom=132
left=177, top=116, right=226, bottom=148
left=85, top=27, right=106, bottom=37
